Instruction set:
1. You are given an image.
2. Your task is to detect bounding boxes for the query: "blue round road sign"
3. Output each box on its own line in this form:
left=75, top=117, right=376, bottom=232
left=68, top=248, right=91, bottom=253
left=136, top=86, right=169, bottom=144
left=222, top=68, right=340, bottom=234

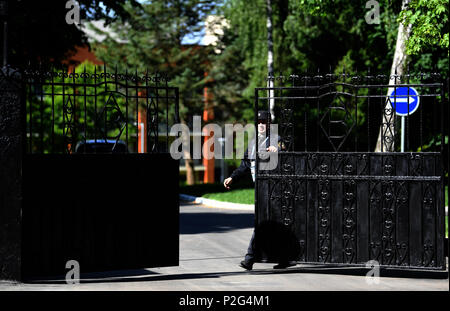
left=389, top=87, right=420, bottom=116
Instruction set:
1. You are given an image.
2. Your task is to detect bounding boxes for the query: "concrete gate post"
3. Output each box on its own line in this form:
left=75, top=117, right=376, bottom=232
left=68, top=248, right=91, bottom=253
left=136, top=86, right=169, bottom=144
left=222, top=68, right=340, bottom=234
left=0, top=66, right=23, bottom=281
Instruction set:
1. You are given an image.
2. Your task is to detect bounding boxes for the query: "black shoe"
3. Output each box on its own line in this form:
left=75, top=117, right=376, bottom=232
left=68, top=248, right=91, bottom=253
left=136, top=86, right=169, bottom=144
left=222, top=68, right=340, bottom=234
left=239, top=260, right=253, bottom=271
left=273, top=262, right=296, bottom=269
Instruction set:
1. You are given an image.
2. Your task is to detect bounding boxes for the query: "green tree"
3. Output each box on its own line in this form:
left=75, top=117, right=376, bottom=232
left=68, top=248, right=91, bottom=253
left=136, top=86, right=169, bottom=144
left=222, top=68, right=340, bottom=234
left=295, top=0, right=448, bottom=151
left=399, top=0, right=449, bottom=56
left=213, top=0, right=402, bottom=105
left=91, top=1, right=217, bottom=118
left=90, top=0, right=217, bottom=184
left=212, top=0, right=447, bottom=152
left=2, top=0, right=141, bottom=67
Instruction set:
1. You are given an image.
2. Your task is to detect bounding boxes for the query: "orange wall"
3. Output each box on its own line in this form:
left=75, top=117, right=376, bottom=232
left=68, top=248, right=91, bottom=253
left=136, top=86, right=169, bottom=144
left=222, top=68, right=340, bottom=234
left=64, top=45, right=103, bottom=71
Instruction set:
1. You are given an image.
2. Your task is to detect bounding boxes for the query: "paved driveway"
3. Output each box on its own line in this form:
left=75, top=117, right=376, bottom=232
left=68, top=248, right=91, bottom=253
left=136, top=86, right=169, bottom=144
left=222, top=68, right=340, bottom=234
left=0, top=203, right=448, bottom=291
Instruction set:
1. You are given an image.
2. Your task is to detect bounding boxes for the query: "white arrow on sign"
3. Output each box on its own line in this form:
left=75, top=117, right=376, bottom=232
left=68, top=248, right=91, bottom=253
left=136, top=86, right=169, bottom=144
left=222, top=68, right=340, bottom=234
left=391, top=96, right=417, bottom=103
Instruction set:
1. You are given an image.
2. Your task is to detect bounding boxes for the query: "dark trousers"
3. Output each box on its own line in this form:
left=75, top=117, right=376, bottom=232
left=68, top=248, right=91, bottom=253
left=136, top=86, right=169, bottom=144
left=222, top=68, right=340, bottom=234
left=244, top=231, right=255, bottom=262
left=244, top=229, right=294, bottom=264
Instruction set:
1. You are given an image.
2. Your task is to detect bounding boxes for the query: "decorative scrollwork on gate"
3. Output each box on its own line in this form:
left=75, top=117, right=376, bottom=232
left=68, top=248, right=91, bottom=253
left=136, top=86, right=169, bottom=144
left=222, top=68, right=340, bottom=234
left=422, top=183, right=435, bottom=267
left=409, top=154, right=422, bottom=176
left=369, top=181, right=382, bottom=261
left=21, top=68, right=171, bottom=84
left=96, top=92, right=126, bottom=149
left=343, top=180, right=357, bottom=263
left=318, top=179, right=331, bottom=263
left=279, top=98, right=295, bottom=151
left=395, top=182, right=408, bottom=266
left=318, top=91, right=356, bottom=152
left=381, top=96, right=396, bottom=152
left=147, top=95, right=159, bottom=152
left=294, top=179, right=307, bottom=261
left=308, top=154, right=332, bottom=176
left=382, top=181, right=396, bottom=265
left=63, top=96, right=75, bottom=154
left=281, top=179, right=294, bottom=226
left=343, top=157, right=354, bottom=175
left=281, top=153, right=295, bottom=175
left=383, top=155, right=395, bottom=176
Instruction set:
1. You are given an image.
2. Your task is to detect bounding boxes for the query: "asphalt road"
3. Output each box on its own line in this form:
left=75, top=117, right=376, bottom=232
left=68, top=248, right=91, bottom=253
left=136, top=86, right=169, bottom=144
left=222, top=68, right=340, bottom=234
left=0, top=203, right=448, bottom=291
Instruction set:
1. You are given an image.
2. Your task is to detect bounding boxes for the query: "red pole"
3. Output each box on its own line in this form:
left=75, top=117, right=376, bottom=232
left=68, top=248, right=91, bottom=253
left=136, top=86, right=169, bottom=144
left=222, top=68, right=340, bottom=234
left=203, top=71, right=215, bottom=183
left=137, top=94, right=147, bottom=153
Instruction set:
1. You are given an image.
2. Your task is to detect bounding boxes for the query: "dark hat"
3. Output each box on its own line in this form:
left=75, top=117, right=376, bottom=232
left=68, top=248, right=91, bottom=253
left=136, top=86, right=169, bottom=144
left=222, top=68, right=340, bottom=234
left=257, top=110, right=270, bottom=121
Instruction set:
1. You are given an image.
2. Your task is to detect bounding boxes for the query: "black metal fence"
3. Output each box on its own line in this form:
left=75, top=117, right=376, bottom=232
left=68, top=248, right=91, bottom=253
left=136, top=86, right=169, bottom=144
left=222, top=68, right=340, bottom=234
left=254, top=71, right=448, bottom=271
left=258, top=71, right=446, bottom=153
left=0, top=65, right=180, bottom=280
left=20, top=64, right=179, bottom=154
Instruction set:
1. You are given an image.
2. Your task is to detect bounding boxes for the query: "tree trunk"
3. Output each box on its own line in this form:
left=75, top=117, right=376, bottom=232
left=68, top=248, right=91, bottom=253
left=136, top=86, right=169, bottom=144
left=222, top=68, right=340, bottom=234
left=181, top=119, right=196, bottom=185
left=266, top=0, right=275, bottom=121
left=374, top=0, right=412, bottom=152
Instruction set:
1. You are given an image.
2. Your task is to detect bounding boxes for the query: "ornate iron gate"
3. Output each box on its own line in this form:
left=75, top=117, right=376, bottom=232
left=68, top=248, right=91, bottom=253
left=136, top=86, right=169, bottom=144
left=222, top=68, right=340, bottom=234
left=0, top=64, right=180, bottom=280
left=254, top=71, right=447, bottom=271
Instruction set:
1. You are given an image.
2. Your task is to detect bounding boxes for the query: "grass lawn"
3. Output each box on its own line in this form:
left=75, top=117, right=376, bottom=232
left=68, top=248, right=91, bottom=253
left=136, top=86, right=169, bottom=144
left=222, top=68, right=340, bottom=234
left=203, top=188, right=255, bottom=205
left=446, top=216, right=448, bottom=238
left=446, top=185, right=448, bottom=207
left=180, top=182, right=255, bottom=205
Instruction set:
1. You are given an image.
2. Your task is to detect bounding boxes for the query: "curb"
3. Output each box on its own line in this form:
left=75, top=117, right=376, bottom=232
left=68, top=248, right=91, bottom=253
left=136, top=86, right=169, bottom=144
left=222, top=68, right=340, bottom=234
left=179, top=194, right=254, bottom=211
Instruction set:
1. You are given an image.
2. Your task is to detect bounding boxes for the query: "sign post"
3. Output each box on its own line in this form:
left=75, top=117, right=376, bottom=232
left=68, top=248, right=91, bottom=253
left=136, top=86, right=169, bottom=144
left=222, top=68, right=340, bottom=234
left=389, top=87, right=420, bottom=152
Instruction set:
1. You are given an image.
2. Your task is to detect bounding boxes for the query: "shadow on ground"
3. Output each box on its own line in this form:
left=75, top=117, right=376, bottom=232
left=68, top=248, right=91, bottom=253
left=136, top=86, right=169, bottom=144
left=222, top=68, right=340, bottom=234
left=24, top=264, right=448, bottom=284
left=179, top=209, right=254, bottom=234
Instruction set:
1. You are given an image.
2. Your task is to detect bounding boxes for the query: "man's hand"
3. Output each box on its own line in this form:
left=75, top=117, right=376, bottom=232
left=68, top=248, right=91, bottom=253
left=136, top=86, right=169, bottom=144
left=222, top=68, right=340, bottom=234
left=223, top=177, right=233, bottom=190
left=266, top=145, right=277, bottom=152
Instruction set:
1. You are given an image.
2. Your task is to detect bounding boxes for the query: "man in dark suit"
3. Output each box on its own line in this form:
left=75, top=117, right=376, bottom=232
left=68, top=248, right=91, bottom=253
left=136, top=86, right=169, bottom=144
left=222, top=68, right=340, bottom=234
left=223, top=111, right=295, bottom=270
left=223, top=111, right=277, bottom=188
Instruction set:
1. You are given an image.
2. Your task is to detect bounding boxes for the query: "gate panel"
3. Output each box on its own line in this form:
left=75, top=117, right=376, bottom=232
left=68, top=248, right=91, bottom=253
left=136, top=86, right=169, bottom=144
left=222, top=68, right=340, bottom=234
left=22, top=153, right=179, bottom=278
left=257, top=153, right=444, bottom=270
left=255, top=72, right=447, bottom=271
left=0, top=65, right=180, bottom=280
